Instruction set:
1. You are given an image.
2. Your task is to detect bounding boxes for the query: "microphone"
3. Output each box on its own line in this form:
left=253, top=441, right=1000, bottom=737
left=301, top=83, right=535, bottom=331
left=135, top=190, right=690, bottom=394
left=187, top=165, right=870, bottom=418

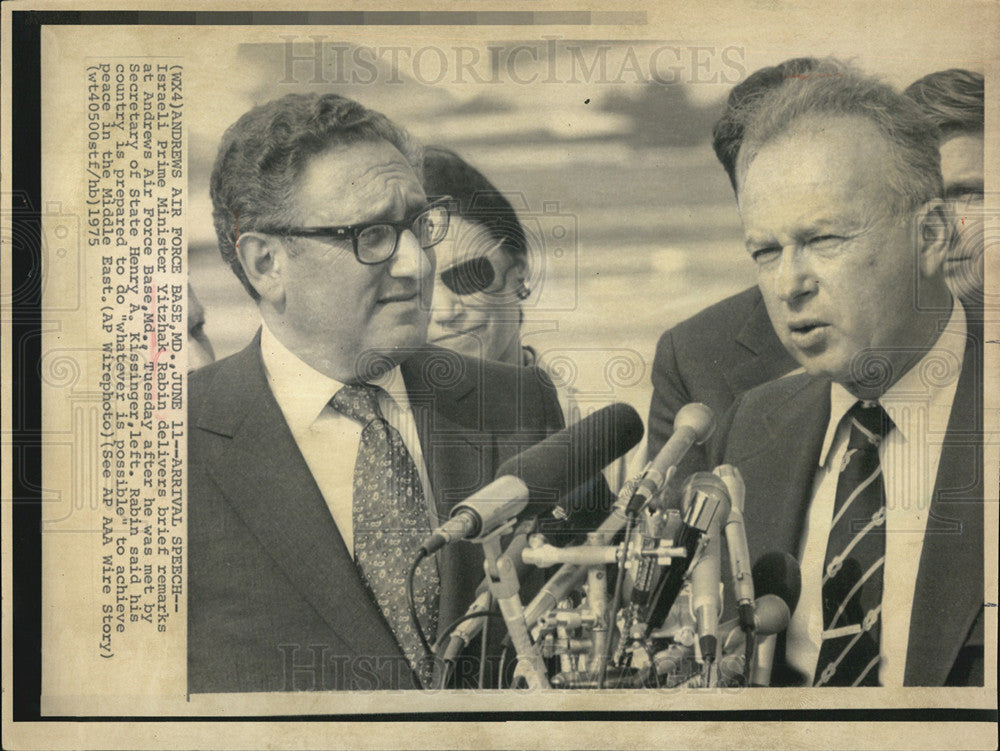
left=749, top=551, right=801, bottom=686
left=626, top=403, right=715, bottom=516
left=643, top=472, right=730, bottom=639
left=713, top=465, right=755, bottom=628
left=440, top=529, right=534, bottom=661
left=753, top=551, right=802, bottom=612
left=523, top=468, right=642, bottom=630
left=717, top=594, right=793, bottom=684
left=685, top=474, right=731, bottom=665
left=421, top=403, right=644, bottom=555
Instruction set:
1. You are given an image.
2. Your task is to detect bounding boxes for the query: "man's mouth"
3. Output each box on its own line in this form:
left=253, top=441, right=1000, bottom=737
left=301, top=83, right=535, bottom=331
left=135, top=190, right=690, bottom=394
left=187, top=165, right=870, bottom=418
left=378, top=291, right=419, bottom=305
left=787, top=320, right=829, bottom=342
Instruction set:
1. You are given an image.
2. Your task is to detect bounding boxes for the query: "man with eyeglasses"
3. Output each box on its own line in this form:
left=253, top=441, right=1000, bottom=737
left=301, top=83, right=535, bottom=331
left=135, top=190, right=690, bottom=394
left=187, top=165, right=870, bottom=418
left=188, top=94, right=570, bottom=692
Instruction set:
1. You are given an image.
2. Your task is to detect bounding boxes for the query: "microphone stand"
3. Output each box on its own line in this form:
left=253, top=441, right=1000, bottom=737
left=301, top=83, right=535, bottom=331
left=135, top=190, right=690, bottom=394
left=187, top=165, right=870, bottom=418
left=479, top=519, right=550, bottom=689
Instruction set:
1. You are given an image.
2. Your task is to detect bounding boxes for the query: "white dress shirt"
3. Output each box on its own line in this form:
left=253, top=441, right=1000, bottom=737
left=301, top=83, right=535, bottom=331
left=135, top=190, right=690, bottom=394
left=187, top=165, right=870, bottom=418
left=786, top=302, right=967, bottom=686
left=259, top=323, right=437, bottom=554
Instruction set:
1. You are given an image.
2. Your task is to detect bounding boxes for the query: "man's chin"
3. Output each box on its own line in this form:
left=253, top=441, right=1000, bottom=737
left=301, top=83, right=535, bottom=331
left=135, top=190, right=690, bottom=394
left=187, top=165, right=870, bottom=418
left=351, top=329, right=430, bottom=377
left=799, top=351, right=901, bottom=395
left=792, top=351, right=849, bottom=385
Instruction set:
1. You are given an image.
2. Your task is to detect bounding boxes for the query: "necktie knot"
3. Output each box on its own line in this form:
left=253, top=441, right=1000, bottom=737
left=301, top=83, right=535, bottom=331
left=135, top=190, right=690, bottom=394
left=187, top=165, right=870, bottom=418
left=332, top=384, right=384, bottom=427
left=847, top=401, right=893, bottom=448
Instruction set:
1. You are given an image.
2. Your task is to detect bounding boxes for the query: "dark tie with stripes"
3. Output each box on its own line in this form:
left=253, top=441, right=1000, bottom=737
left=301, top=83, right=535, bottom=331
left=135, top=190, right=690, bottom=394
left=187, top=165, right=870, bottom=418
left=814, top=400, right=893, bottom=687
left=332, top=384, right=439, bottom=688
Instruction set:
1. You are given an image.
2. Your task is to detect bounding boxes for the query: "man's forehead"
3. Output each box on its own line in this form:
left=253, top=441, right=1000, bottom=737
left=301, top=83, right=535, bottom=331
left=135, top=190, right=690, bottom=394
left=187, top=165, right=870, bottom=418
left=740, top=116, right=890, bottom=202
left=295, top=139, right=424, bottom=222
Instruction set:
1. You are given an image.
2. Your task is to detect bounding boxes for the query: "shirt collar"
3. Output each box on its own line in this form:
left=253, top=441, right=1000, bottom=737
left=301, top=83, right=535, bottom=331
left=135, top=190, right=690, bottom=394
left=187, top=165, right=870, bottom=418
left=259, top=321, right=410, bottom=434
left=818, top=300, right=967, bottom=467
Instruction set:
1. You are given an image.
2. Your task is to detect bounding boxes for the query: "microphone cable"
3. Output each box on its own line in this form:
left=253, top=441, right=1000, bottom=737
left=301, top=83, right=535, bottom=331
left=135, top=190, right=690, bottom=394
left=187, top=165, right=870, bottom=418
left=431, top=603, right=506, bottom=690
left=406, top=549, right=435, bottom=662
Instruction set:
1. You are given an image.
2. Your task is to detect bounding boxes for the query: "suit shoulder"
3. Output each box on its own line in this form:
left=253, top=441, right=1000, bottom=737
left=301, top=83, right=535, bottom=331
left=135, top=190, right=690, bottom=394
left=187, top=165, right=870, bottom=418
left=670, top=286, right=763, bottom=339
left=737, top=370, right=815, bottom=415
left=710, top=371, right=818, bottom=464
left=188, top=355, right=229, bottom=411
left=411, top=345, right=553, bottom=392
left=469, top=352, right=561, bottom=419
left=406, top=346, right=560, bottom=429
left=655, top=286, right=765, bottom=371
left=188, top=340, right=263, bottom=421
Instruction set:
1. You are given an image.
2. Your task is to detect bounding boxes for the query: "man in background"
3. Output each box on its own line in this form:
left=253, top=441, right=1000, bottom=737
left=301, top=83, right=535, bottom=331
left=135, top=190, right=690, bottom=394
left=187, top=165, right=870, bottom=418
left=905, top=69, right=986, bottom=308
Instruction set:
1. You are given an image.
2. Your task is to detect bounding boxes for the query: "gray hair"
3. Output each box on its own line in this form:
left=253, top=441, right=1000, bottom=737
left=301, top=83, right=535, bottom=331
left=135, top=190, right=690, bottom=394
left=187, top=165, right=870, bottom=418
left=210, top=93, right=423, bottom=300
left=734, top=58, right=942, bottom=213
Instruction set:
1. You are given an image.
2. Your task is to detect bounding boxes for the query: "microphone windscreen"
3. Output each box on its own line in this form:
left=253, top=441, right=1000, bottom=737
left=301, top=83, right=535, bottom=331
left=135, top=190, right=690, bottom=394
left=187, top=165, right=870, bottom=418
left=753, top=594, right=792, bottom=635
left=496, top=402, right=644, bottom=511
left=674, top=402, right=716, bottom=444
left=752, top=551, right=802, bottom=612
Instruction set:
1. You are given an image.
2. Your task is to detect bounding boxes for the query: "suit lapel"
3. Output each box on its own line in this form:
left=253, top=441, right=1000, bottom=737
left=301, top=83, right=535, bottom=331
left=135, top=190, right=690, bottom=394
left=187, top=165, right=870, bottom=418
left=402, top=349, right=493, bottom=634
left=733, top=376, right=830, bottom=563
left=905, top=320, right=984, bottom=685
left=727, top=291, right=799, bottom=396
left=196, top=338, right=407, bottom=667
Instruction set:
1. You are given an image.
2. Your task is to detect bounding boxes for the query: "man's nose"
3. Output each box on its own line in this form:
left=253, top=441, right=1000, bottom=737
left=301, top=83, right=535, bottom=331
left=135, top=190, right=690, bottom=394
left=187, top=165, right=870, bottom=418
left=773, top=245, right=817, bottom=303
left=389, top=229, right=433, bottom=280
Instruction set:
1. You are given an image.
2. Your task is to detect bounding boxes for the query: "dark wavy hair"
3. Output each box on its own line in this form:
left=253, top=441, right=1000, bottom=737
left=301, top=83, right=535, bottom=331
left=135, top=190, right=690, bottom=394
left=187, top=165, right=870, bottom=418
left=904, top=69, right=984, bottom=137
left=210, top=93, right=423, bottom=300
left=421, top=146, right=528, bottom=269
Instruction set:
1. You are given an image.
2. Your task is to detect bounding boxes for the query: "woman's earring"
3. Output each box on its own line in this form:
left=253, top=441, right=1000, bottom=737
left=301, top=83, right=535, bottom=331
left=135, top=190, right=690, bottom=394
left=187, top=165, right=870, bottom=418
left=515, top=282, right=530, bottom=300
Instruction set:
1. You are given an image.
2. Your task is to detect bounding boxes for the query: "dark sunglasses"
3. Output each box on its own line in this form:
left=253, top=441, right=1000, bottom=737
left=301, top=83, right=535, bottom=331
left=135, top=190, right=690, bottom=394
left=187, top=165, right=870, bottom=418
left=439, top=256, right=497, bottom=295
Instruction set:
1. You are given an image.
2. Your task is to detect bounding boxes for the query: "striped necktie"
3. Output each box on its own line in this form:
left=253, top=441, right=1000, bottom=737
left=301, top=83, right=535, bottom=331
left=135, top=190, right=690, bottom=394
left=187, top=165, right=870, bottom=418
left=331, top=384, right=439, bottom=687
left=814, top=400, right=893, bottom=686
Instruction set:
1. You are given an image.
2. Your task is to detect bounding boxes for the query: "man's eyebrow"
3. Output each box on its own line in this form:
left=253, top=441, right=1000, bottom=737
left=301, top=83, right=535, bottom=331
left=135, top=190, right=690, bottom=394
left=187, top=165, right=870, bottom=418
left=743, top=219, right=840, bottom=249
left=943, top=182, right=985, bottom=199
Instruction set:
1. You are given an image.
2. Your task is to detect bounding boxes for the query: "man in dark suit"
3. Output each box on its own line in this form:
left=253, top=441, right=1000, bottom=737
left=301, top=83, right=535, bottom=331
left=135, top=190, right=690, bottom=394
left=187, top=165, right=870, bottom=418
left=649, top=62, right=987, bottom=468
left=188, top=93, right=574, bottom=692
left=646, top=60, right=819, bottom=465
left=710, top=59, right=983, bottom=686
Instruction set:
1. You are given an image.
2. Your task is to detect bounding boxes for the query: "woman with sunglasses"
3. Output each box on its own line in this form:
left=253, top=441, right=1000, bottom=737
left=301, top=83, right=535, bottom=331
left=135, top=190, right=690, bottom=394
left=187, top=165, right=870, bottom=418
left=423, top=146, right=626, bottom=534
left=421, top=147, right=626, bottom=474
left=422, top=146, right=537, bottom=367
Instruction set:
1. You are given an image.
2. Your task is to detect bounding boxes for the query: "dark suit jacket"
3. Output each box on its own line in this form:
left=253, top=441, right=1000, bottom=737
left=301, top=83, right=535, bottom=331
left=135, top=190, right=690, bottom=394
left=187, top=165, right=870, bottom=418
left=647, top=286, right=798, bottom=475
left=710, top=319, right=984, bottom=686
left=188, top=338, right=568, bottom=692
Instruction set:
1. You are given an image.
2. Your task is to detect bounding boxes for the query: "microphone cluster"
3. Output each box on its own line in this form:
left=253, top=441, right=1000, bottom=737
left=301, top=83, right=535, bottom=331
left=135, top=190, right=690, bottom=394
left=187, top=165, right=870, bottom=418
left=408, top=401, right=799, bottom=689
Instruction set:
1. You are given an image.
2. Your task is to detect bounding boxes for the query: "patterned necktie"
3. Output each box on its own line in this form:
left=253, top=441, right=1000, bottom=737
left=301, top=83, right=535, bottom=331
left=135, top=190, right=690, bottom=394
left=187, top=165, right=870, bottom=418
left=331, top=384, right=439, bottom=687
left=814, top=400, right=893, bottom=686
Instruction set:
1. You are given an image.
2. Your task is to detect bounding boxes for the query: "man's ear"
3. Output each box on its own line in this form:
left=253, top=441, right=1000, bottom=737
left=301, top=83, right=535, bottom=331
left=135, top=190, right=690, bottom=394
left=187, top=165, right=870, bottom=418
left=236, top=232, right=287, bottom=307
left=915, top=199, right=952, bottom=278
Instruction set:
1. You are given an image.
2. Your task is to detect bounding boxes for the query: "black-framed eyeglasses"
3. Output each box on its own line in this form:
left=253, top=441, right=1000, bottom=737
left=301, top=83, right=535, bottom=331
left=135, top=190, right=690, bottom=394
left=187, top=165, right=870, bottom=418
left=258, top=196, right=452, bottom=265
